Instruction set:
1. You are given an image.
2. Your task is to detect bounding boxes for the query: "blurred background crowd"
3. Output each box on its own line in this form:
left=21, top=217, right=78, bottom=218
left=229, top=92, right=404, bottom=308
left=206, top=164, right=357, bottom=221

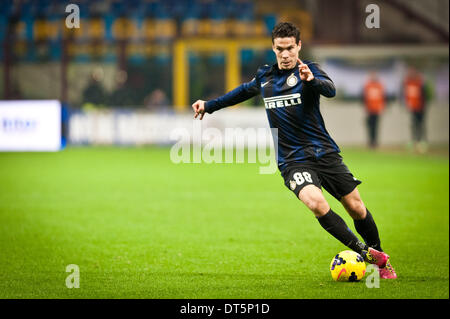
left=0, top=0, right=448, bottom=149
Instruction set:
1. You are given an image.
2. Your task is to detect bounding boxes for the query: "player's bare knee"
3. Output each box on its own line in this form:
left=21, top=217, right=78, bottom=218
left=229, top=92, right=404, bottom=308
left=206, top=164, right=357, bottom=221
left=299, top=186, right=330, bottom=217
left=301, top=195, right=329, bottom=217
left=312, top=202, right=330, bottom=217
left=343, top=198, right=366, bottom=220
left=341, top=189, right=366, bottom=220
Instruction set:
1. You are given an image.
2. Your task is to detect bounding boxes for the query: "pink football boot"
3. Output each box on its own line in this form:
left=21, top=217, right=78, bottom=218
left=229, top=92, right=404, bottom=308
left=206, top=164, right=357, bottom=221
left=364, top=247, right=389, bottom=268
left=379, top=260, right=397, bottom=279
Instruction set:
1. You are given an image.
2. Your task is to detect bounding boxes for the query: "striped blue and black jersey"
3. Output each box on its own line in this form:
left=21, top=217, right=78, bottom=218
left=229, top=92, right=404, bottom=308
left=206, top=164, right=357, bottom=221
left=204, top=61, right=340, bottom=171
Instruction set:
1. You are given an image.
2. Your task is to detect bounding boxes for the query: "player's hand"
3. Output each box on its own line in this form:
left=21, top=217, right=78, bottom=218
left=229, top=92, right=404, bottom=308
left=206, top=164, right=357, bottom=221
left=298, top=58, right=314, bottom=82
left=192, top=100, right=206, bottom=120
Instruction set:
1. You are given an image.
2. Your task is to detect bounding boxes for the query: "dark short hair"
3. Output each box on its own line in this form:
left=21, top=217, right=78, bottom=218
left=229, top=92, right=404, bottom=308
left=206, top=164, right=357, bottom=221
left=271, top=22, right=301, bottom=43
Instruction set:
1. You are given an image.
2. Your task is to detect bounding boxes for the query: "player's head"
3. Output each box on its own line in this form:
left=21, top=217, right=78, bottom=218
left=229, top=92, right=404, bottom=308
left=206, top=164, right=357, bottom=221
left=271, top=22, right=302, bottom=70
left=368, top=71, right=379, bottom=81
left=407, top=66, right=421, bottom=79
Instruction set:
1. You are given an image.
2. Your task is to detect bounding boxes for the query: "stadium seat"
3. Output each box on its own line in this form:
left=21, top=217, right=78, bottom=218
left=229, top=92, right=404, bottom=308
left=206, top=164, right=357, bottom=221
left=153, top=18, right=176, bottom=40
left=87, top=17, right=103, bottom=40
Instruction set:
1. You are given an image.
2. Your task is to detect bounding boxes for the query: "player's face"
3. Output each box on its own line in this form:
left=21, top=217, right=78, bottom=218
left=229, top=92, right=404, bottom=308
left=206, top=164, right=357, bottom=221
left=272, top=37, right=301, bottom=70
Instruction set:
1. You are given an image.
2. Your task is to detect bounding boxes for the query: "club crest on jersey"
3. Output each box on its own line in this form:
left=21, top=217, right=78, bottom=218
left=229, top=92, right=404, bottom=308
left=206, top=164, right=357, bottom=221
left=289, top=180, right=297, bottom=190
left=263, top=93, right=301, bottom=109
left=286, top=73, right=298, bottom=87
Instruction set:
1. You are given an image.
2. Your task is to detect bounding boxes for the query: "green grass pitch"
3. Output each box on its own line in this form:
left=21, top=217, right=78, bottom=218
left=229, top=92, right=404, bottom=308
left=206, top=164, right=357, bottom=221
left=0, top=147, right=448, bottom=299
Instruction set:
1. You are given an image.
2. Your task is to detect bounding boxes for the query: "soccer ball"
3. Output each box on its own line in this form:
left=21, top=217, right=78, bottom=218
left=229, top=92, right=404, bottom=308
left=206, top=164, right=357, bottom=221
left=330, top=250, right=366, bottom=282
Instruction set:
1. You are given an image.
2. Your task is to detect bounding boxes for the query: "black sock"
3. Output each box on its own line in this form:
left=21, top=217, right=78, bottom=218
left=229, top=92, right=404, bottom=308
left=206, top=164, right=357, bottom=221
left=353, top=209, right=383, bottom=251
left=317, top=209, right=367, bottom=254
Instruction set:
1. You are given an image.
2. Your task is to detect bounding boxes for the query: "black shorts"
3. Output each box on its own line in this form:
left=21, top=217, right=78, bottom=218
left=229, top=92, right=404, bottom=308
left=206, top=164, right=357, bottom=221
left=280, top=152, right=362, bottom=201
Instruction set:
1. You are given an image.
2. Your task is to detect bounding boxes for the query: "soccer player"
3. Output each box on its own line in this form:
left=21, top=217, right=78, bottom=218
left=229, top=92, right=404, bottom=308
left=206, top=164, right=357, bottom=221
left=403, top=67, right=429, bottom=153
left=192, top=22, right=396, bottom=279
left=363, top=71, right=386, bottom=149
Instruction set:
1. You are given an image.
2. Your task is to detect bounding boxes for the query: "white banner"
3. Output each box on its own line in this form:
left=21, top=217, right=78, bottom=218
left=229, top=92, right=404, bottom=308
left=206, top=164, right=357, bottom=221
left=0, top=100, right=62, bottom=151
left=69, top=108, right=271, bottom=146
left=68, top=103, right=449, bottom=147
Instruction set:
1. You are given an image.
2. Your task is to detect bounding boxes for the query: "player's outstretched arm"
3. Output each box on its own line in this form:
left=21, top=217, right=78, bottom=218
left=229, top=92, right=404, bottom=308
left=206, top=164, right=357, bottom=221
left=192, top=99, right=206, bottom=120
left=194, top=78, right=261, bottom=117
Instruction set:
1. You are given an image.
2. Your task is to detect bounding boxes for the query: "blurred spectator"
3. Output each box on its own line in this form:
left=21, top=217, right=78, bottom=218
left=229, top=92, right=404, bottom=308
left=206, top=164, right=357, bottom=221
left=363, top=71, right=385, bottom=149
left=144, top=88, right=171, bottom=112
left=108, top=69, right=136, bottom=107
left=402, top=67, right=432, bottom=153
left=82, top=72, right=106, bottom=108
